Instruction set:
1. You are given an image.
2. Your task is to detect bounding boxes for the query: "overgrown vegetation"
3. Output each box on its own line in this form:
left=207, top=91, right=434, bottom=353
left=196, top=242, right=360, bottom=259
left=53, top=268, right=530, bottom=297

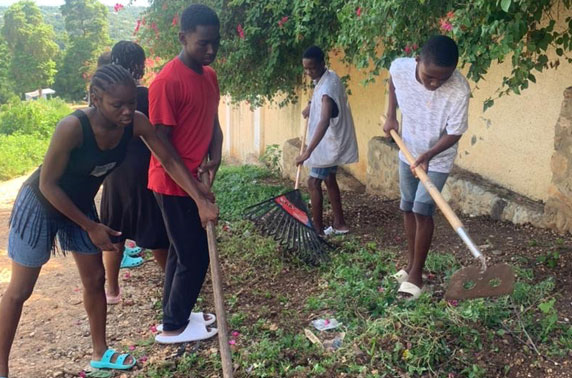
left=141, top=0, right=572, bottom=108
left=137, top=164, right=571, bottom=377
left=0, top=98, right=70, bottom=181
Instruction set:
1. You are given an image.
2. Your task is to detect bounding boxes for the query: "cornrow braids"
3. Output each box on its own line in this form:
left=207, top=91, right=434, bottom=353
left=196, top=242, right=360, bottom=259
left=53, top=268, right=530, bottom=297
left=90, top=64, right=135, bottom=100
left=111, top=41, right=146, bottom=80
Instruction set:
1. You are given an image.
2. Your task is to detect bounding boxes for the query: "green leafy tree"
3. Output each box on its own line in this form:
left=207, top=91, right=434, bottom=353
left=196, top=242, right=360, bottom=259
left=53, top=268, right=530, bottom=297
left=140, top=0, right=571, bottom=109
left=54, top=0, right=111, bottom=101
left=0, top=37, right=16, bottom=103
left=1, top=1, right=59, bottom=97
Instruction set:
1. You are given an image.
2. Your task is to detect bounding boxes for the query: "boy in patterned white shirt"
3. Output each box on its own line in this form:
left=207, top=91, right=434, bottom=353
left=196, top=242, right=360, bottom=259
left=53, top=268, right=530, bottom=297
left=383, top=35, right=470, bottom=299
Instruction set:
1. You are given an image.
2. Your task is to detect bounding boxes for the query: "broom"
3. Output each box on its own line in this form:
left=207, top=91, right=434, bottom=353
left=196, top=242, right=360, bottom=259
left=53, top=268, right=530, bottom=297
left=244, top=119, right=333, bottom=264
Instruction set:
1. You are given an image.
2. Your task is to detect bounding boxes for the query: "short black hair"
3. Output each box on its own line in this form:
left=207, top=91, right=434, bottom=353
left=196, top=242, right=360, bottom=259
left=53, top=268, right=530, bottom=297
left=180, top=4, right=219, bottom=33
left=420, top=35, right=459, bottom=67
left=111, top=41, right=146, bottom=80
left=303, top=46, right=325, bottom=63
left=97, top=51, right=112, bottom=68
left=90, top=64, right=135, bottom=98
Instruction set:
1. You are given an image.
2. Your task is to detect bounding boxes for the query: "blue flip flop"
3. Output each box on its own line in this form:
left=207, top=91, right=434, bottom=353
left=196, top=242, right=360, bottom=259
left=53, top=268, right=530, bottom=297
left=90, top=348, right=136, bottom=370
left=124, top=245, right=142, bottom=257
left=120, top=254, right=143, bottom=269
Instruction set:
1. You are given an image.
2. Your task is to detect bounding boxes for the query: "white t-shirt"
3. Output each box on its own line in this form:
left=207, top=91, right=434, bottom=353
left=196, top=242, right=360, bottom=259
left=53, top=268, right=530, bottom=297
left=390, top=58, right=470, bottom=173
left=305, top=69, right=359, bottom=168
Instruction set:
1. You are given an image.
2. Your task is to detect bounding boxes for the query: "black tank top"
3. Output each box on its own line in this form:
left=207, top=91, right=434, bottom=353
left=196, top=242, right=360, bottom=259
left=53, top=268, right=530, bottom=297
left=26, top=109, right=134, bottom=216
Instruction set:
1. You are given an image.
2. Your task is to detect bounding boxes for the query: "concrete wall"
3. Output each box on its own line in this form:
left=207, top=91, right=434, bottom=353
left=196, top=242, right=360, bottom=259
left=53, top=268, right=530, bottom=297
left=457, top=53, right=572, bottom=201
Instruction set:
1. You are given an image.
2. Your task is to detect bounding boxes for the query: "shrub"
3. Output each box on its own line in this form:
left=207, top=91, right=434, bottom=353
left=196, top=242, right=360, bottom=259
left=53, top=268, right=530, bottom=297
left=0, top=97, right=71, bottom=138
left=0, top=134, right=50, bottom=180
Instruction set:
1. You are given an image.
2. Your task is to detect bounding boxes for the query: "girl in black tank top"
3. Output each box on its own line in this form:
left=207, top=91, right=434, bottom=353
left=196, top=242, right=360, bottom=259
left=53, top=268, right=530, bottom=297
left=0, top=65, right=219, bottom=375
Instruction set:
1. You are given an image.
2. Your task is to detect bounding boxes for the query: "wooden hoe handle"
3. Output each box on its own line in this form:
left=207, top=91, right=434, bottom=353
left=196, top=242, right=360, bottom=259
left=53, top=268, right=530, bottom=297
left=200, top=167, right=233, bottom=378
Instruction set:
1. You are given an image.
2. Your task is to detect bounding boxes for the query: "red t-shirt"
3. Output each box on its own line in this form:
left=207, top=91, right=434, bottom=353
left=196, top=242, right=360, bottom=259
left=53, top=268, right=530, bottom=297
left=148, top=57, right=220, bottom=196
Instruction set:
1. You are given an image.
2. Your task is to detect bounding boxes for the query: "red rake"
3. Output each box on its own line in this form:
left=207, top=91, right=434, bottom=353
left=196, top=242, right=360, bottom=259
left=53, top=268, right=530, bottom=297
left=244, top=120, right=333, bottom=265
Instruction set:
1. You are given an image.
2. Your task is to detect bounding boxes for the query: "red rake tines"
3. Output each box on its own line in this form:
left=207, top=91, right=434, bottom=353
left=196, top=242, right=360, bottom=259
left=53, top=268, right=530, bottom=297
left=244, top=189, right=333, bottom=265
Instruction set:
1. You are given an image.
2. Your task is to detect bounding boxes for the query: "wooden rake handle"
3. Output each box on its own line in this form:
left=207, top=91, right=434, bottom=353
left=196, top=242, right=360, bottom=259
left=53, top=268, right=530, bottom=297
left=389, top=130, right=486, bottom=268
left=200, top=167, right=233, bottom=378
left=294, top=118, right=310, bottom=190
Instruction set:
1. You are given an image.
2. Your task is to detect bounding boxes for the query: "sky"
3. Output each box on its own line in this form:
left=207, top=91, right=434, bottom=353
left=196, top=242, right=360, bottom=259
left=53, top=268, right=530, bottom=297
left=0, top=0, right=149, bottom=6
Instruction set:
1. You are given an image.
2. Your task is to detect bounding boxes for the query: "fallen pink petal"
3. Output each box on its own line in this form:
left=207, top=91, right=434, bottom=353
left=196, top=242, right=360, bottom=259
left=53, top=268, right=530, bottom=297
left=356, top=7, right=362, bottom=17
left=129, top=345, right=135, bottom=351
left=448, top=299, right=459, bottom=307
left=229, top=339, right=236, bottom=345
left=124, top=272, right=131, bottom=279
left=232, top=331, right=240, bottom=337
left=78, top=371, right=86, bottom=378
left=150, top=325, right=158, bottom=333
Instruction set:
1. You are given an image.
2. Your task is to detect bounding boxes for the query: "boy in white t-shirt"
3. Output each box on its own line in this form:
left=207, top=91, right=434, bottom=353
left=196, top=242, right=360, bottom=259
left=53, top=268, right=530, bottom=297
left=295, top=46, right=359, bottom=236
left=383, top=35, right=470, bottom=299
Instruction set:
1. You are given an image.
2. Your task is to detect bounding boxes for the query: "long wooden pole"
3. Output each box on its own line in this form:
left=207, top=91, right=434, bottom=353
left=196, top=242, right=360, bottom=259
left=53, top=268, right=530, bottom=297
left=294, top=118, right=310, bottom=190
left=200, top=168, right=233, bottom=378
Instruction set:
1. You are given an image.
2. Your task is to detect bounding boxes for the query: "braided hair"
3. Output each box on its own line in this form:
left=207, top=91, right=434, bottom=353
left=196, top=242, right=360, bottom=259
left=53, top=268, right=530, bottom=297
left=111, top=41, right=146, bottom=80
left=90, top=64, right=135, bottom=102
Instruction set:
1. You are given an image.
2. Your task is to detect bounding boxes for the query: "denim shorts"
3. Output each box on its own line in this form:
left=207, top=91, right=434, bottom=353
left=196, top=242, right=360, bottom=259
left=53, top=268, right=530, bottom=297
left=399, top=160, right=449, bottom=217
left=8, top=186, right=100, bottom=268
left=309, top=166, right=338, bottom=180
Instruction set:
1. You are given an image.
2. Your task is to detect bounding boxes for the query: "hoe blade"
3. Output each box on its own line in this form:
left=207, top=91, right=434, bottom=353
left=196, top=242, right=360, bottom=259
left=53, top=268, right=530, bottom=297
left=445, top=263, right=515, bottom=300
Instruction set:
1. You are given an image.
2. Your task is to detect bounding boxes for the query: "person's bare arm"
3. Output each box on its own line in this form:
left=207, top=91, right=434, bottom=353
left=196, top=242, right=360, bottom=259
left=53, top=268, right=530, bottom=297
left=382, top=76, right=399, bottom=137
left=39, top=116, right=121, bottom=251
left=134, top=113, right=218, bottom=226
left=199, top=113, right=223, bottom=186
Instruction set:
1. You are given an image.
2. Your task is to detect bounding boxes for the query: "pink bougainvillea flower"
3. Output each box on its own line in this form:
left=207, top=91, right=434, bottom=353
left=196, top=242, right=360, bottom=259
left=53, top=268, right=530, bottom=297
left=278, top=16, right=289, bottom=28
left=356, top=7, right=362, bottom=17
left=172, top=14, right=178, bottom=26
left=124, top=272, right=131, bottom=279
left=134, top=19, right=142, bottom=34
left=232, top=331, right=240, bottom=337
left=237, top=24, right=245, bottom=39
left=78, top=371, right=86, bottom=378
left=440, top=19, right=453, bottom=32
left=404, top=45, right=412, bottom=54
left=446, top=11, right=455, bottom=19
left=140, top=355, right=148, bottom=363
left=150, top=325, right=158, bottom=333
left=129, top=345, right=136, bottom=351
left=448, top=299, right=459, bottom=307
left=114, top=3, right=124, bottom=12
left=229, top=339, right=236, bottom=345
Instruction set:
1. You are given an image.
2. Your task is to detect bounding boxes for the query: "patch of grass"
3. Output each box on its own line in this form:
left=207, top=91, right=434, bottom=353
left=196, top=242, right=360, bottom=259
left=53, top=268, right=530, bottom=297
left=140, top=164, right=571, bottom=377
left=213, top=164, right=288, bottom=221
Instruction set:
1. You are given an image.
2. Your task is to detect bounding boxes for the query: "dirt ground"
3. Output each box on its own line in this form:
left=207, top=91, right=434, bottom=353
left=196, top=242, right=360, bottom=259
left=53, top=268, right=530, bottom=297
left=0, top=175, right=570, bottom=377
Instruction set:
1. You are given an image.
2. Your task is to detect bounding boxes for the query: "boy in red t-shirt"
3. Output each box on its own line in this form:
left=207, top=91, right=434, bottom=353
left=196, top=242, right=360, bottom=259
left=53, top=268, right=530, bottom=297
left=148, top=4, right=223, bottom=344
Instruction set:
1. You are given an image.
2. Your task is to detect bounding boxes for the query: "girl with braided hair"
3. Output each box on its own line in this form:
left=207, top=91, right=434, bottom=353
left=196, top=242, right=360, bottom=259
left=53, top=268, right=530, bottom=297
left=100, top=41, right=170, bottom=305
left=0, top=64, right=218, bottom=375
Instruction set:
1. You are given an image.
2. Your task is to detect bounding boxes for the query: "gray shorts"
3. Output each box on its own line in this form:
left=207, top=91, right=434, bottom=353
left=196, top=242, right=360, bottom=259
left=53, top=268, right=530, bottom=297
left=399, top=160, right=449, bottom=217
left=309, top=166, right=338, bottom=180
left=8, top=186, right=100, bottom=268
